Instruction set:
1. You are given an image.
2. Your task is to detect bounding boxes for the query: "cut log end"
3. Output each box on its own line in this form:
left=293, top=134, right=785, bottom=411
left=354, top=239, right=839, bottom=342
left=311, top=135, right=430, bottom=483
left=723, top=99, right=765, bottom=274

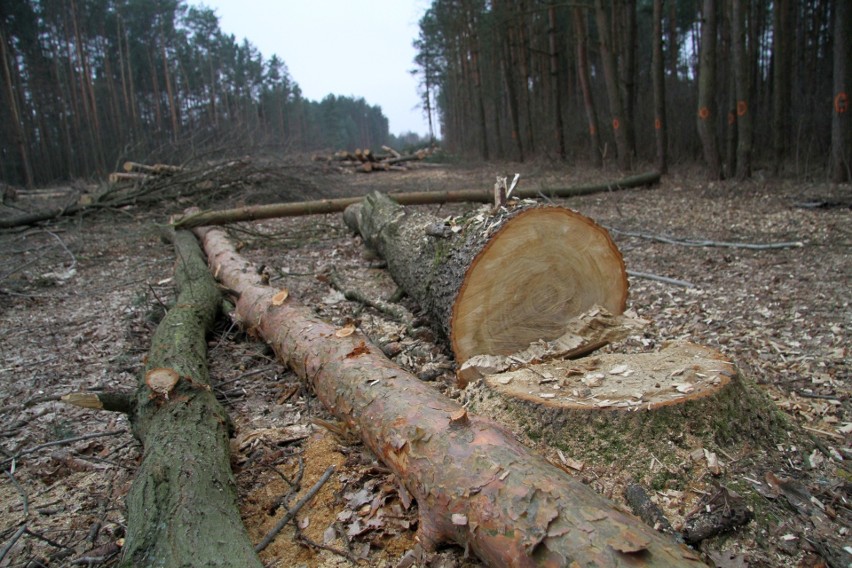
left=483, top=342, right=734, bottom=411
left=145, top=367, right=180, bottom=397
left=451, top=207, right=628, bottom=363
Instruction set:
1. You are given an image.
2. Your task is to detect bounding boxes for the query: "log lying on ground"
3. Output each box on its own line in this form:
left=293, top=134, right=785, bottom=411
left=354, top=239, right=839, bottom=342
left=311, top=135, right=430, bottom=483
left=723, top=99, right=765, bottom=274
left=344, top=191, right=628, bottom=363
left=194, top=224, right=704, bottom=567
left=120, top=230, right=261, bottom=567
left=170, top=170, right=661, bottom=229
left=122, top=161, right=183, bottom=175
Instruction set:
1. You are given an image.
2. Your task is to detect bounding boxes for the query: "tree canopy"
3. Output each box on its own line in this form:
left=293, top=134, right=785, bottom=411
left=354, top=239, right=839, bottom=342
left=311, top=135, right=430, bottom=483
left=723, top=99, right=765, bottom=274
left=0, top=0, right=392, bottom=186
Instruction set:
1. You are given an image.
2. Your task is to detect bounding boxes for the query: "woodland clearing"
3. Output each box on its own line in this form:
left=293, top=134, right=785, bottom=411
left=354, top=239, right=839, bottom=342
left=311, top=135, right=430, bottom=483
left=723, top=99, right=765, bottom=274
left=0, top=159, right=849, bottom=567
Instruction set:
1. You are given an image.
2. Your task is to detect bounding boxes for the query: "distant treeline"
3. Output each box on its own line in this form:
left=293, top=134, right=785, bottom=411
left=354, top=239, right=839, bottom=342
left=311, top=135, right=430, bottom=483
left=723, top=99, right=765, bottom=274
left=412, top=0, right=851, bottom=181
left=0, top=1, right=412, bottom=186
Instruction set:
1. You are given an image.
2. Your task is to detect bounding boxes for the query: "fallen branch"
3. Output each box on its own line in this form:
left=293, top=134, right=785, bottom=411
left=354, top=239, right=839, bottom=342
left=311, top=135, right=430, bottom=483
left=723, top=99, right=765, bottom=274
left=194, top=224, right=704, bottom=567
left=0, top=430, right=125, bottom=468
left=627, top=270, right=696, bottom=288
left=608, top=227, right=804, bottom=249
left=255, top=465, right=336, bottom=553
left=0, top=470, right=29, bottom=564
left=172, top=171, right=661, bottom=229
left=326, top=269, right=415, bottom=325
left=108, top=172, right=149, bottom=185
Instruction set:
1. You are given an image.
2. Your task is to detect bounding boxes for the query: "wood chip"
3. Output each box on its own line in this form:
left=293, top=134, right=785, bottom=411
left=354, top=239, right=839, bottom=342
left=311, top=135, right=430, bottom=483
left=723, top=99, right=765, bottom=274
left=335, top=324, right=356, bottom=338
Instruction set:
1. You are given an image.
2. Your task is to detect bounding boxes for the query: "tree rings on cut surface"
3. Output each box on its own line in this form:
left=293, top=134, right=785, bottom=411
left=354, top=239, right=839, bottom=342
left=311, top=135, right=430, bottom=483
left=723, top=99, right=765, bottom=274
left=344, top=192, right=628, bottom=365
left=145, top=367, right=180, bottom=398
left=451, top=207, right=627, bottom=363
left=483, top=342, right=733, bottom=410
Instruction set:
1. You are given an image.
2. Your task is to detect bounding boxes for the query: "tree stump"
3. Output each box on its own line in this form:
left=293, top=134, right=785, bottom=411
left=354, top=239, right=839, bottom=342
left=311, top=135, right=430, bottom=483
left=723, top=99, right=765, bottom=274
left=343, top=191, right=628, bottom=363
left=461, top=339, right=793, bottom=488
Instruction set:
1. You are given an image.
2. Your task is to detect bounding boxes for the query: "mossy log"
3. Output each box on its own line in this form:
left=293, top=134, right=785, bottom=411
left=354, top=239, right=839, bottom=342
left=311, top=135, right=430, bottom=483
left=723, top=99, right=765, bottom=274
left=194, top=224, right=704, bottom=568
left=343, top=191, right=628, bottom=364
left=120, top=230, right=261, bottom=568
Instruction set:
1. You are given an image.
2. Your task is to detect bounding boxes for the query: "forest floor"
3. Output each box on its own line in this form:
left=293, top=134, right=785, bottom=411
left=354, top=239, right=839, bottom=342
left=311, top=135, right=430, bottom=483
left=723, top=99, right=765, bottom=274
left=0, top=158, right=849, bottom=568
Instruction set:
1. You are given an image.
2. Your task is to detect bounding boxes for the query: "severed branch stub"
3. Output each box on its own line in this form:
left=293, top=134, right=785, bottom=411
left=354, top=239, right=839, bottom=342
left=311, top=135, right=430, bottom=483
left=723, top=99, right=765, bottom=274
left=144, top=367, right=180, bottom=399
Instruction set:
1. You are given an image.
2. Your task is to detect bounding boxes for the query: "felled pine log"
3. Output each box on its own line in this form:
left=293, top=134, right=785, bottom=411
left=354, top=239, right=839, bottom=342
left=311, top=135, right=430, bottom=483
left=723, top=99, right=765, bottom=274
left=119, top=230, right=261, bottom=568
left=194, top=223, right=704, bottom=567
left=343, top=191, right=628, bottom=363
left=170, top=170, right=661, bottom=230
left=122, top=161, right=183, bottom=175
left=108, top=172, right=148, bottom=185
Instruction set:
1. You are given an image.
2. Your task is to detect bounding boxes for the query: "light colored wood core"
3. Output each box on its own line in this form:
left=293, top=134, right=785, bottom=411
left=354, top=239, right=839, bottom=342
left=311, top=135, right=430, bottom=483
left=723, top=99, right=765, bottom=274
left=484, top=342, right=734, bottom=410
left=452, top=208, right=627, bottom=362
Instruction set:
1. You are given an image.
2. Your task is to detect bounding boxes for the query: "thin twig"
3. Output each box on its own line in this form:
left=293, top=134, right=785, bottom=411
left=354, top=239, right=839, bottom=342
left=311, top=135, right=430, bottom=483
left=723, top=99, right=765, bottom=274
left=45, top=230, right=77, bottom=271
left=1, top=430, right=125, bottom=468
left=296, top=530, right=362, bottom=565
left=0, top=469, right=29, bottom=563
left=327, top=268, right=415, bottom=325
left=627, top=270, right=695, bottom=288
left=255, top=465, right=335, bottom=553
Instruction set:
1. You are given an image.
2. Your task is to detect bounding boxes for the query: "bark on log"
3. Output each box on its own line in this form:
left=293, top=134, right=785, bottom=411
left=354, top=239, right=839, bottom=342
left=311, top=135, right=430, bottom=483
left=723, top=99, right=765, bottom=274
left=120, top=230, right=261, bottom=568
left=343, top=192, right=628, bottom=363
left=194, top=224, right=704, bottom=567
left=170, top=170, right=661, bottom=230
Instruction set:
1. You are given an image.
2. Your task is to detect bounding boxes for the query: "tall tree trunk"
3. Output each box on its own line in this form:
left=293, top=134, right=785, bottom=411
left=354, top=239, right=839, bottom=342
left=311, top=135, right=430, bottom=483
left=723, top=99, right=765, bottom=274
left=732, top=0, right=752, bottom=179
left=771, top=0, right=791, bottom=174
left=667, top=0, right=679, bottom=78
left=618, top=0, right=638, bottom=157
left=831, top=0, right=852, bottom=182
left=161, top=38, right=180, bottom=141
left=725, top=71, right=738, bottom=178
left=721, top=1, right=737, bottom=177
left=595, top=0, right=632, bottom=170
left=518, top=0, right=536, bottom=155
left=547, top=4, right=566, bottom=160
left=652, top=0, right=668, bottom=173
left=70, top=0, right=105, bottom=173
left=0, top=28, right=34, bottom=188
left=463, top=2, right=489, bottom=161
left=501, top=26, right=524, bottom=161
left=574, top=8, right=603, bottom=167
left=696, top=0, right=722, bottom=179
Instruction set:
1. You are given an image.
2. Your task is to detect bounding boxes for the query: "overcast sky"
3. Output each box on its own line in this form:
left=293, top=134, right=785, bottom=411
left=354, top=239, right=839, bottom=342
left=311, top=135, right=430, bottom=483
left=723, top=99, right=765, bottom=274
left=191, top=0, right=432, bottom=136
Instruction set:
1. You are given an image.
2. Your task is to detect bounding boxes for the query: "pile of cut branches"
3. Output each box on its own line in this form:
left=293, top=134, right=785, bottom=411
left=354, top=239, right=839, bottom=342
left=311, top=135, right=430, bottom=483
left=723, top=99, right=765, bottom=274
left=0, top=158, right=323, bottom=229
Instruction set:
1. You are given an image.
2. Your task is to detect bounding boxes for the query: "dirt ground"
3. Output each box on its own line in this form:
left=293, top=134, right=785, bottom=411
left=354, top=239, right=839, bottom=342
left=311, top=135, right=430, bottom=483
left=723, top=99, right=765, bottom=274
left=0, top=159, right=849, bottom=567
